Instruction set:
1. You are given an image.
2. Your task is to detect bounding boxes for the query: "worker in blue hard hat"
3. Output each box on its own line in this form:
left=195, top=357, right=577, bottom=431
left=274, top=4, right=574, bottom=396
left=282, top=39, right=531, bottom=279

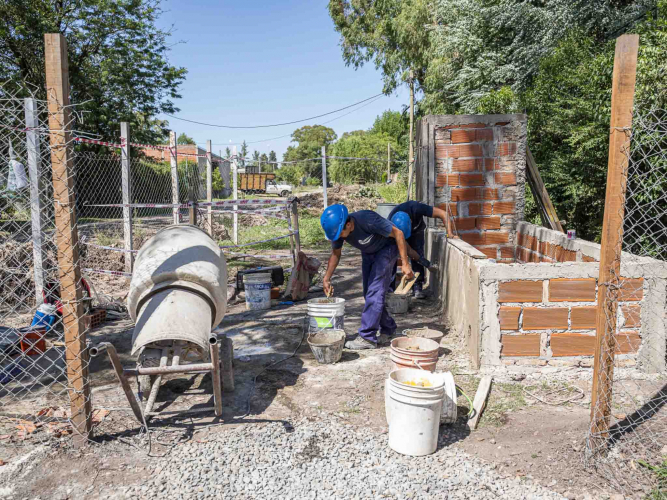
left=320, top=204, right=414, bottom=350
left=388, top=201, right=448, bottom=299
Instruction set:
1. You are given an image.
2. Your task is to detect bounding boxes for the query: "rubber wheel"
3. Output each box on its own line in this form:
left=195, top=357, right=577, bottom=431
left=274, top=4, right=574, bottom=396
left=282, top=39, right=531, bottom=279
left=281, top=190, right=289, bottom=198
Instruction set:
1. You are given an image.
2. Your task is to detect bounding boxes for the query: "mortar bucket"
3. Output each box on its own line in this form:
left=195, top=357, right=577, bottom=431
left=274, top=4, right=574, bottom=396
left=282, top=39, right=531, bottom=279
left=307, top=297, right=345, bottom=332
left=307, top=329, right=345, bottom=364
left=243, top=273, right=272, bottom=310
left=386, top=293, right=409, bottom=314
left=390, top=337, right=440, bottom=372
left=385, top=368, right=444, bottom=456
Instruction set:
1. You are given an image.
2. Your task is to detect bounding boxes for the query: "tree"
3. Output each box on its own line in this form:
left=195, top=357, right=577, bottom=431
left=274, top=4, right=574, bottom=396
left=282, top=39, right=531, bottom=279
left=177, top=133, right=196, bottom=145
left=225, top=147, right=231, bottom=158
left=330, top=132, right=399, bottom=184
left=268, top=151, right=277, bottom=163
left=328, top=0, right=431, bottom=93
left=240, top=141, right=249, bottom=158
left=283, top=125, right=337, bottom=177
left=369, top=110, right=409, bottom=159
left=252, top=150, right=260, bottom=163
left=0, top=0, right=186, bottom=146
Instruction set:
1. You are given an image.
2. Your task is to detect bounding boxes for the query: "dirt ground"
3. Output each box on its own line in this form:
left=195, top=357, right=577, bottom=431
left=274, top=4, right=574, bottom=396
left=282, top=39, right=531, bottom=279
left=0, top=248, right=636, bottom=499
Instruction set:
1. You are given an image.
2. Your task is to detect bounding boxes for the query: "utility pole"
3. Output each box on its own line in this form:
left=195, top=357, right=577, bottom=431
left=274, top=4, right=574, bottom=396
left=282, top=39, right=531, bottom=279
left=387, top=143, right=391, bottom=182
left=407, top=70, right=415, bottom=201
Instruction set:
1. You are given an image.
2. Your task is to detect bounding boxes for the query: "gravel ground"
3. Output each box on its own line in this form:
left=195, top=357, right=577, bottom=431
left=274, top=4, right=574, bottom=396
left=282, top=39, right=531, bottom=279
left=122, top=417, right=565, bottom=500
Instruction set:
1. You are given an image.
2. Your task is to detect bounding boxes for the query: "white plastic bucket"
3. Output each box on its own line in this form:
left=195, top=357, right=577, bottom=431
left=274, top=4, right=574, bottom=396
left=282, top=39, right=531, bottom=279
left=243, top=273, right=272, bottom=310
left=385, top=368, right=443, bottom=456
left=307, top=297, right=345, bottom=332
left=386, top=293, right=409, bottom=314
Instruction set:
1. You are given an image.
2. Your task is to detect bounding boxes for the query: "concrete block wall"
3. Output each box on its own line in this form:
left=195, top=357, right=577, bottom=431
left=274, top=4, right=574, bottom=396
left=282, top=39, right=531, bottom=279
left=432, top=114, right=527, bottom=262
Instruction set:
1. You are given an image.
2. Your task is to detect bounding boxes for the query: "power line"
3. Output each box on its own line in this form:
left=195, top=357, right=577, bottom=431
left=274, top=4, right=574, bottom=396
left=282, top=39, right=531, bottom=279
left=165, top=93, right=384, bottom=129
left=198, top=95, right=385, bottom=147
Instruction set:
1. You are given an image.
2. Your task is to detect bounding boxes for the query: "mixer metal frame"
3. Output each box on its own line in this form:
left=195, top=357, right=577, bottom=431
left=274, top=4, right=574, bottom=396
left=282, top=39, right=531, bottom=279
left=90, top=333, right=233, bottom=424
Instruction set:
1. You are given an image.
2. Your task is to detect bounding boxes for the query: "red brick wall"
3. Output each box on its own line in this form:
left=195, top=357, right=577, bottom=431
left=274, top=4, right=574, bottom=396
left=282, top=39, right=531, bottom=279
left=497, top=278, right=643, bottom=366
left=515, top=222, right=600, bottom=264
left=434, top=117, right=525, bottom=263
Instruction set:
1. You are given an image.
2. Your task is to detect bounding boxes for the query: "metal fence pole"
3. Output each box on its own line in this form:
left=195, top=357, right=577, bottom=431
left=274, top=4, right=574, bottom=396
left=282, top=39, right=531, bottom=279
left=206, top=140, right=213, bottom=235
left=120, top=122, right=133, bottom=272
left=232, top=145, right=238, bottom=244
left=589, top=34, right=639, bottom=452
left=44, top=33, right=92, bottom=447
left=170, top=131, right=179, bottom=224
left=24, top=97, right=46, bottom=303
left=321, top=146, right=328, bottom=208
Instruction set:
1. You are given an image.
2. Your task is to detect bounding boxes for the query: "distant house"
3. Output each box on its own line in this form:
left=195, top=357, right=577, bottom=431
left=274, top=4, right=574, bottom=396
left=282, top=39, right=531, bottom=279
left=142, top=144, right=231, bottom=196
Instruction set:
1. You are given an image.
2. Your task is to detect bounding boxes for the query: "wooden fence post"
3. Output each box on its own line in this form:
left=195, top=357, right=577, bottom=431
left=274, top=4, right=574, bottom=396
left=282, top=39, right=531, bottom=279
left=170, top=131, right=179, bottom=224
left=206, top=140, right=213, bottom=235
left=44, top=33, right=92, bottom=447
left=120, top=122, right=133, bottom=272
left=24, top=98, right=46, bottom=303
left=589, top=34, right=639, bottom=450
left=321, top=146, right=328, bottom=208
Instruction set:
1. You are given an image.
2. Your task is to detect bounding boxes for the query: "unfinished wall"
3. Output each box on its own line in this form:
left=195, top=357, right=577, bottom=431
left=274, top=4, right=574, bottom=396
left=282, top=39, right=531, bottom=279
left=416, top=114, right=527, bottom=262
left=516, top=222, right=600, bottom=263
left=426, top=227, right=667, bottom=374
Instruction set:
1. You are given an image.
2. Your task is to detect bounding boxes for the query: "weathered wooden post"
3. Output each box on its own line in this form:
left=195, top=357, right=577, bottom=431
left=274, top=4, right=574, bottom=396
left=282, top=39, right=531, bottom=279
left=170, top=131, right=179, bottom=224
left=321, top=146, right=328, bottom=208
left=44, top=33, right=92, bottom=447
left=120, top=122, right=133, bottom=272
left=206, top=140, right=213, bottom=235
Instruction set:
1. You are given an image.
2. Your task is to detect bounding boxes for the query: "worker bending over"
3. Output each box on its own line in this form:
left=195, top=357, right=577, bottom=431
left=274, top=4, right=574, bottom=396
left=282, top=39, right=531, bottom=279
left=320, top=204, right=414, bottom=350
left=388, top=201, right=447, bottom=299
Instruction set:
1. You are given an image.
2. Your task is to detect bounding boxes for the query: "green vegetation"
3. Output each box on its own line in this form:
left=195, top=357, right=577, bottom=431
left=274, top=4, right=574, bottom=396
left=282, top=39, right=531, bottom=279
left=328, top=0, right=666, bottom=241
left=0, top=0, right=186, bottom=146
left=639, top=459, right=667, bottom=498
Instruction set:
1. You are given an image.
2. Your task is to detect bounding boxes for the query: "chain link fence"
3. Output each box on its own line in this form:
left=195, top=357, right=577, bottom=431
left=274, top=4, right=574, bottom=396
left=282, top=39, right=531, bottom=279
left=586, top=109, right=667, bottom=497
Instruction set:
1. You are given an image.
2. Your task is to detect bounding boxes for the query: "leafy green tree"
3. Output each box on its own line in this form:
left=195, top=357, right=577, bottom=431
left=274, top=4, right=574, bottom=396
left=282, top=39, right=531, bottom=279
left=283, top=125, right=337, bottom=177
left=225, top=147, right=231, bottom=158
left=252, top=150, right=260, bottom=163
left=0, top=0, right=186, bottom=146
left=328, top=0, right=431, bottom=93
left=330, top=132, right=399, bottom=183
left=276, top=164, right=303, bottom=186
left=369, top=110, right=409, bottom=160
left=240, top=141, right=249, bottom=158
left=268, top=151, right=277, bottom=163
left=177, top=133, right=196, bottom=145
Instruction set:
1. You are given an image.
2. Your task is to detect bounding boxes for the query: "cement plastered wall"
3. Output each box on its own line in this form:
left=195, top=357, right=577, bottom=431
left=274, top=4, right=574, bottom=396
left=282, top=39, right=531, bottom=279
left=427, top=230, right=485, bottom=369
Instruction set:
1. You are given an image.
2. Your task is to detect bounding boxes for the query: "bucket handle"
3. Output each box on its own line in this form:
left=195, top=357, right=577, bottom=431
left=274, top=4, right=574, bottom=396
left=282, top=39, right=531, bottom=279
left=307, top=313, right=338, bottom=340
left=412, top=359, right=428, bottom=371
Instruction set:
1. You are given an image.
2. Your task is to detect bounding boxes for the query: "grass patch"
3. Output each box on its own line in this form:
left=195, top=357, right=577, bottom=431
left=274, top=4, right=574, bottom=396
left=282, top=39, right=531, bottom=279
left=453, top=375, right=529, bottom=428
left=376, top=181, right=408, bottom=204
left=639, top=460, right=667, bottom=499
left=93, top=229, right=121, bottom=247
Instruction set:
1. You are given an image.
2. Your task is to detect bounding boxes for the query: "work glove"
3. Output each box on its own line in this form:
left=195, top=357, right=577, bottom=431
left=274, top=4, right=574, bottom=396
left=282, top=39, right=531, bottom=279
left=417, top=256, right=431, bottom=269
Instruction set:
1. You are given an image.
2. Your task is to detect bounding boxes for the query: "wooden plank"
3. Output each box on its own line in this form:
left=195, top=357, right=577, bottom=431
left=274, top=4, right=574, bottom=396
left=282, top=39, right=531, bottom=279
left=590, top=34, right=639, bottom=450
left=24, top=98, right=46, bottom=303
left=526, top=146, right=564, bottom=233
left=120, top=122, right=133, bottom=273
left=44, top=33, right=92, bottom=446
left=169, top=131, right=179, bottom=224
left=206, top=140, right=213, bottom=235
left=321, top=146, right=328, bottom=208
left=427, top=120, right=436, bottom=227
left=232, top=145, right=238, bottom=244
left=467, top=375, right=492, bottom=430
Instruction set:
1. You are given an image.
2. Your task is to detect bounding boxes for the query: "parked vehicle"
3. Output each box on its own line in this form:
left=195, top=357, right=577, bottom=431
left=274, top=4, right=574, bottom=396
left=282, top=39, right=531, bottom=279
left=239, top=173, right=292, bottom=197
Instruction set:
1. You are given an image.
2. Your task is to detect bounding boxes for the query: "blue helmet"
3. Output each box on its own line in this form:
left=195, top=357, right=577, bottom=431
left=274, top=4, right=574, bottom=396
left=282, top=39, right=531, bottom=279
left=321, top=204, right=349, bottom=241
left=391, top=211, right=412, bottom=239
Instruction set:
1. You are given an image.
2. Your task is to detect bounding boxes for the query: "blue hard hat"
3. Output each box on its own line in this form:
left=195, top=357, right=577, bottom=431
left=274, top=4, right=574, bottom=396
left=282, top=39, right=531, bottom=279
left=321, top=204, right=349, bottom=241
left=391, top=211, right=412, bottom=239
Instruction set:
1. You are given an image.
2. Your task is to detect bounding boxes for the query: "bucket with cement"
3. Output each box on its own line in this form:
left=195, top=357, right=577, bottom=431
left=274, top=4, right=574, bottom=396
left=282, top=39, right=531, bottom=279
left=403, top=326, right=445, bottom=344
left=243, top=273, right=272, bottom=310
left=307, top=329, right=345, bottom=364
left=307, top=297, right=345, bottom=333
left=385, top=368, right=443, bottom=456
left=386, top=293, right=409, bottom=314
left=390, top=337, right=440, bottom=372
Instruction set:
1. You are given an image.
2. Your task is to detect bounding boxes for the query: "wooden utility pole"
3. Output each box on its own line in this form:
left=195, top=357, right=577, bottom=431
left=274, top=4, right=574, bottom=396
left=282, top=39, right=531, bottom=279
left=120, top=122, right=133, bottom=272
left=407, top=70, right=415, bottom=201
left=169, top=131, right=179, bottom=224
left=387, top=143, right=391, bottom=182
left=232, top=145, right=238, bottom=244
left=589, top=34, right=639, bottom=451
left=44, top=33, right=92, bottom=447
left=206, top=140, right=213, bottom=235
left=25, top=98, right=46, bottom=303
left=321, top=146, right=328, bottom=208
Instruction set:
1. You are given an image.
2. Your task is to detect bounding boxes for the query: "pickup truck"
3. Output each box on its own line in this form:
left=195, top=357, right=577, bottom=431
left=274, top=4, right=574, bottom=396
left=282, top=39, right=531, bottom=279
left=239, top=173, right=292, bottom=197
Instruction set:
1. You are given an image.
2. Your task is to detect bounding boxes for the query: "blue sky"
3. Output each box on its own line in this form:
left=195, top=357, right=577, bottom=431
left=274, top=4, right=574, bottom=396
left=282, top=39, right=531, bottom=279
left=157, top=0, right=408, bottom=159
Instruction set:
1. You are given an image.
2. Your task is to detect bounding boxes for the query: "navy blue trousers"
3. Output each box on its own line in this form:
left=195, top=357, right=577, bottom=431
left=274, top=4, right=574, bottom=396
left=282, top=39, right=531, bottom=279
left=359, top=243, right=399, bottom=342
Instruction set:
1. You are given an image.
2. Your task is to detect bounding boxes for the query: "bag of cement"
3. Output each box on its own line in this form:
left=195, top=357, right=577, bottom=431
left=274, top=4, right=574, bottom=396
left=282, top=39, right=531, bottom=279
left=287, top=252, right=316, bottom=301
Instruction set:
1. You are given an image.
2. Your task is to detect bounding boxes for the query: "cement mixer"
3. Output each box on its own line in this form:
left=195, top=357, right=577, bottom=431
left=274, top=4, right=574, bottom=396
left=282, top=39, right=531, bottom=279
left=91, top=225, right=234, bottom=422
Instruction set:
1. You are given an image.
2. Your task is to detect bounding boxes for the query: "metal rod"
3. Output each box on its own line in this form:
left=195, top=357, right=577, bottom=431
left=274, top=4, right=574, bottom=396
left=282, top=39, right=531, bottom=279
left=210, top=341, right=223, bottom=417
left=92, top=342, right=145, bottom=424
left=125, top=362, right=214, bottom=376
left=146, top=407, right=216, bottom=417
left=144, top=346, right=168, bottom=415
